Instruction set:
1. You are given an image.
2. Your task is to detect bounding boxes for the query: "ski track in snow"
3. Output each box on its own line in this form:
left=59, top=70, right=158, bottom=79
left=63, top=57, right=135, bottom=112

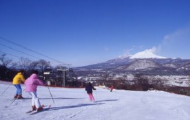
left=1, top=82, right=190, bottom=120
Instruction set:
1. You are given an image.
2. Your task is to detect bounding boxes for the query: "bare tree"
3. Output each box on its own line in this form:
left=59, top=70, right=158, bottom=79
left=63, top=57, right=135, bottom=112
left=0, top=53, right=13, bottom=80
left=151, top=78, right=165, bottom=90
left=29, top=61, right=38, bottom=70
left=10, top=58, right=38, bottom=71
left=9, top=62, right=18, bottom=69
left=36, top=59, right=51, bottom=73
left=0, top=53, right=12, bottom=68
left=134, top=74, right=151, bottom=91
left=17, top=57, right=33, bottom=71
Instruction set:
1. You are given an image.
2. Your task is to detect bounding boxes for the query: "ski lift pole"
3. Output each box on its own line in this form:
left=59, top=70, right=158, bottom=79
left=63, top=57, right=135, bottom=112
left=48, top=87, right=55, bottom=103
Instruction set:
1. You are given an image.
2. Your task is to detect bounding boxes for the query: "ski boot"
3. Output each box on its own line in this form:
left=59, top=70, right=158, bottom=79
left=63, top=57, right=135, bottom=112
left=14, top=94, right=18, bottom=99
left=32, top=105, right=36, bottom=111
left=37, top=106, right=43, bottom=112
left=17, top=95, right=24, bottom=99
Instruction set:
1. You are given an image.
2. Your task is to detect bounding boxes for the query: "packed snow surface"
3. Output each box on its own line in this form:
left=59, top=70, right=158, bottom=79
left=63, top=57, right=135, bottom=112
left=1, top=81, right=190, bottom=120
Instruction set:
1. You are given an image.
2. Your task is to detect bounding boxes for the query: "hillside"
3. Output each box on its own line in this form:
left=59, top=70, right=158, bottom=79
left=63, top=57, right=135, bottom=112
left=1, top=81, right=190, bottom=120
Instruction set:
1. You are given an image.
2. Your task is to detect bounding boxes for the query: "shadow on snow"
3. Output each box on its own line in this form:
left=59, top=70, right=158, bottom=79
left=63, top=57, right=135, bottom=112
left=29, top=99, right=118, bottom=114
left=95, top=99, right=119, bottom=103
left=48, top=103, right=104, bottom=111
left=39, top=97, right=85, bottom=100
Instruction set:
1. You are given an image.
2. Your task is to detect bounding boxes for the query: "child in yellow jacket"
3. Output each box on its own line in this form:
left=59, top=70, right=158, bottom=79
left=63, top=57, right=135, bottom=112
left=12, top=69, right=25, bottom=99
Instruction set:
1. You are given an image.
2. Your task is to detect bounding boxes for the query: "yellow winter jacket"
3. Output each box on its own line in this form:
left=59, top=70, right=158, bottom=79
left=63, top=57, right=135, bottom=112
left=12, top=72, right=25, bottom=85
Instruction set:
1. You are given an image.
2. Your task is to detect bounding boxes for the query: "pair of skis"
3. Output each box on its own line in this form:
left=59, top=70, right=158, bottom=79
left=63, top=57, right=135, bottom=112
left=26, top=105, right=51, bottom=115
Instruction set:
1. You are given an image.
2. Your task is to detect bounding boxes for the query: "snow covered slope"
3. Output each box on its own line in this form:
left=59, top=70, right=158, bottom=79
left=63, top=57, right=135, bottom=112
left=1, top=82, right=190, bottom=120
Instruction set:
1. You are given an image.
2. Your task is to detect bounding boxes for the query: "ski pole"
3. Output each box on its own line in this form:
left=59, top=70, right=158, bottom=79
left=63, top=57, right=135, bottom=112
left=1, top=84, right=11, bottom=95
left=5, top=98, right=17, bottom=108
left=94, top=89, right=97, bottom=101
left=48, top=87, right=55, bottom=103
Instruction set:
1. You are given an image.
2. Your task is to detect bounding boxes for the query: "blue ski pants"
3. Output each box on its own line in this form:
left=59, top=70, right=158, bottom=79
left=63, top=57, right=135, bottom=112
left=14, top=85, right=22, bottom=95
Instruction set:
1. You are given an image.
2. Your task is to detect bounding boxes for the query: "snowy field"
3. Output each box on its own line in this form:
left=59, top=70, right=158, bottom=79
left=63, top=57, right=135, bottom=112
left=1, top=81, right=190, bottom=120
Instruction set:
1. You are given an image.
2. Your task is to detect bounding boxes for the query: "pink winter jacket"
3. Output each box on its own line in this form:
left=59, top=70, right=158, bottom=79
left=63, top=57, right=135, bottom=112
left=25, top=74, right=44, bottom=92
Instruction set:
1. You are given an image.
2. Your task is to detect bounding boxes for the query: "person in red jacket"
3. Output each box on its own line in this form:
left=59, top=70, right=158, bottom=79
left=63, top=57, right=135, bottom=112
left=110, top=85, right=114, bottom=92
left=25, top=70, right=44, bottom=112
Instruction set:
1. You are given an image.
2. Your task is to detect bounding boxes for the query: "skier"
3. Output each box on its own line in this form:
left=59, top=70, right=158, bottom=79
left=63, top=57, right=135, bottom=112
left=12, top=69, right=25, bottom=99
left=25, top=70, right=44, bottom=112
left=85, top=82, right=96, bottom=101
left=110, top=85, right=113, bottom=92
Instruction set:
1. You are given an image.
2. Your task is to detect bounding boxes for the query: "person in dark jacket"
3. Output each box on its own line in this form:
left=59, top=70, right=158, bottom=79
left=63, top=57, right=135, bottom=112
left=85, top=82, right=96, bottom=101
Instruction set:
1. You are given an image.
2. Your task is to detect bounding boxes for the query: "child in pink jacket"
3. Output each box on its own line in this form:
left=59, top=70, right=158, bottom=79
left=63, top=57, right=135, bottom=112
left=25, top=70, right=44, bottom=111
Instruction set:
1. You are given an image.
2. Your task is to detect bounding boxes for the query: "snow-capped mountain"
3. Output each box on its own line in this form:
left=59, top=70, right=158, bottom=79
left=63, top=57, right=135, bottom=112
left=130, top=49, right=166, bottom=59
left=75, top=49, right=190, bottom=75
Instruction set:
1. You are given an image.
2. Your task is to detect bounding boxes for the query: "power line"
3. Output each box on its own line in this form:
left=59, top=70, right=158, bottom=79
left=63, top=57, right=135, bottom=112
left=0, top=49, right=65, bottom=67
left=0, top=49, right=21, bottom=58
left=0, top=36, right=70, bottom=66
left=0, top=43, right=41, bottom=59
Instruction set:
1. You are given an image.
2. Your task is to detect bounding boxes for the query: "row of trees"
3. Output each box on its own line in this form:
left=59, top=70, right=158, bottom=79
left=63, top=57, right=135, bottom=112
left=0, top=53, right=67, bottom=81
left=0, top=53, right=52, bottom=70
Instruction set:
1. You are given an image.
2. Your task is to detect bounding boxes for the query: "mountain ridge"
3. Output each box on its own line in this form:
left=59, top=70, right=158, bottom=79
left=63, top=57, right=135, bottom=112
left=74, top=49, right=190, bottom=75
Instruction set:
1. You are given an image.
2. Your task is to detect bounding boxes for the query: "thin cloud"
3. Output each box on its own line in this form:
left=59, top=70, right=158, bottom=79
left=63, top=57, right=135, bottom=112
left=157, top=27, right=190, bottom=58
left=138, top=45, right=145, bottom=50
left=146, top=47, right=157, bottom=53
left=120, top=45, right=146, bottom=57
left=119, top=48, right=133, bottom=58
left=104, top=47, right=109, bottom=52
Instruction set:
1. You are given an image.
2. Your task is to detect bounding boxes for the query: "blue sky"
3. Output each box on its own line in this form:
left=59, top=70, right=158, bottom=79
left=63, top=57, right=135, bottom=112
left=0, top=0, right=190, bottom=67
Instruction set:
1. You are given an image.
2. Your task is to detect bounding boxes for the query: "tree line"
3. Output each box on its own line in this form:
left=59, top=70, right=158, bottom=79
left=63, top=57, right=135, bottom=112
left=0, top=53, right=64, bottom=81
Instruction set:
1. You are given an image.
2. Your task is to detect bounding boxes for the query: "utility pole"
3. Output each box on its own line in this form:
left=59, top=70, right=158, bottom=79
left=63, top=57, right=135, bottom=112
left=57, top=68, right=66, bottom=87
left=57, top=64, right=71, bottom=87
left=62, top=69, right=66, bottom=87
